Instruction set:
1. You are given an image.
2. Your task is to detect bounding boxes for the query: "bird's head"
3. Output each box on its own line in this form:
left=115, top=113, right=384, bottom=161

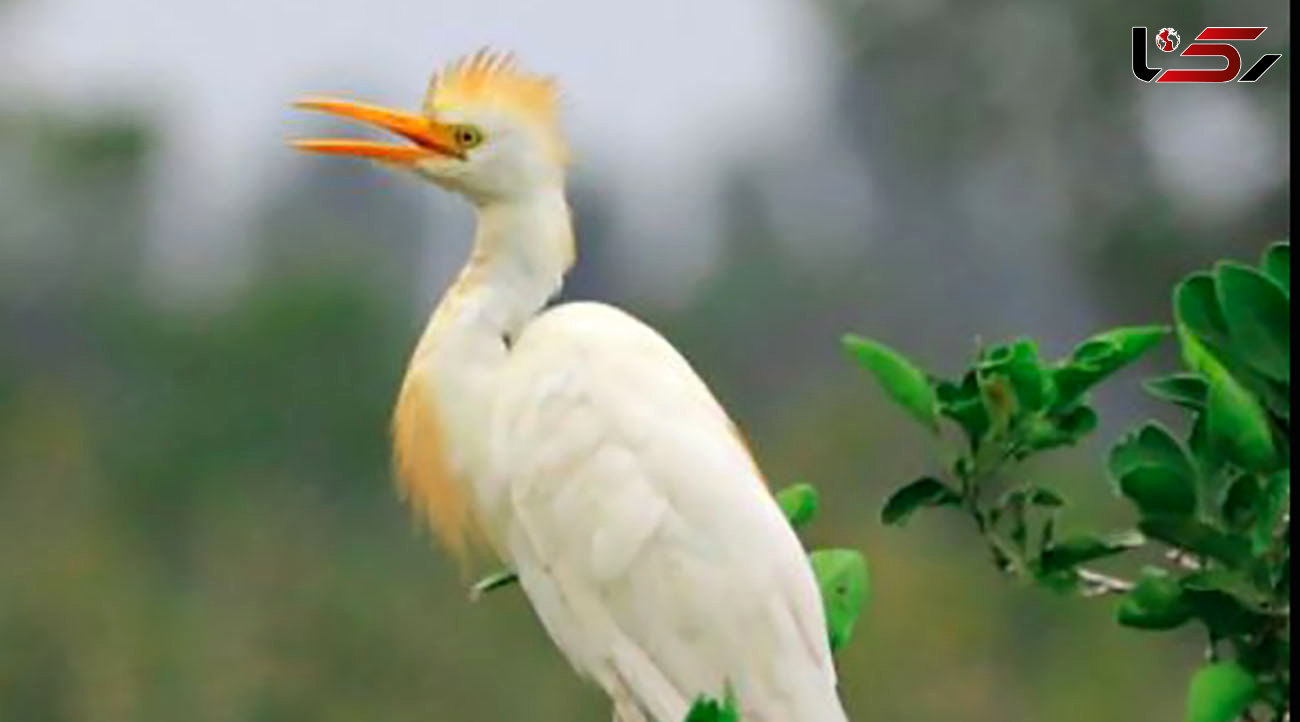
left=293, top=50, right=568, bottom=204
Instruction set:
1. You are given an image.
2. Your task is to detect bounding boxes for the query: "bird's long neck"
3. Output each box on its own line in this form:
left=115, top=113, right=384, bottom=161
left=394, top=186, right=575, bottom=556
left=420, top=186, right=574, bottom=356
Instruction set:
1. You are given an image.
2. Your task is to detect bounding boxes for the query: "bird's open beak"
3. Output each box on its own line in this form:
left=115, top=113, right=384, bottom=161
left=291, top=97, right=464, bottom=163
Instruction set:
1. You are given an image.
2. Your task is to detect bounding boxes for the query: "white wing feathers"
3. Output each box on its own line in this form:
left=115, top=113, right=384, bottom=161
left=489, top=302, right=847, bottom=722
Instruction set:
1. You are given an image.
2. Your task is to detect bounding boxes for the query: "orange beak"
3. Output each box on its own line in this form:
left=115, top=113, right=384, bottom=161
left=291, top=97, right=463, bottom=163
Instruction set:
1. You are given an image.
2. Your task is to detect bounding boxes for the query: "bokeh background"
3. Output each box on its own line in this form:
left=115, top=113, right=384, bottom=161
left=0, top=0, right=1290, bottom=719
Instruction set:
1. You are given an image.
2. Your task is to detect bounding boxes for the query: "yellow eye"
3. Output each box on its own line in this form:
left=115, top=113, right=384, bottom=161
left=452, top=125, right=485, bottom=150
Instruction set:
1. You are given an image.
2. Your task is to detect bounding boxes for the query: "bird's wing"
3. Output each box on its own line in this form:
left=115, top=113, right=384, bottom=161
left=489, top=302, right=844, bottom=722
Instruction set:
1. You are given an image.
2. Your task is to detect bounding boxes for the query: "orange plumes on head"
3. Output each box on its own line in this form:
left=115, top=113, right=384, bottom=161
left=424, top=49, right=568, bottom=165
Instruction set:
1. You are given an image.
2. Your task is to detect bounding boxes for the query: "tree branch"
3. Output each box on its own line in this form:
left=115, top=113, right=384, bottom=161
left=1076, top=568, right=1135, bottom=597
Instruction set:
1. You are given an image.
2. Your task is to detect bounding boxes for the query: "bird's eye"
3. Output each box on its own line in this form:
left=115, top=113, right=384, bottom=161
left=453, top=125, right=485, bottom=150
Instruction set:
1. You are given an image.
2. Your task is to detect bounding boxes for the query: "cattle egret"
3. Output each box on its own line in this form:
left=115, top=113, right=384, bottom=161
left=292, top=50, right=849, bottom=722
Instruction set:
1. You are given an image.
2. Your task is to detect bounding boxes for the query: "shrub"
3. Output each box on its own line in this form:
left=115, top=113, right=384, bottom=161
left=849, top=242, right=1290, bottom=722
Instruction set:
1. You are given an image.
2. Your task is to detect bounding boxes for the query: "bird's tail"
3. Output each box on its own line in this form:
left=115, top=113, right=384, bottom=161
left=738, top=681, right=849, bottom=722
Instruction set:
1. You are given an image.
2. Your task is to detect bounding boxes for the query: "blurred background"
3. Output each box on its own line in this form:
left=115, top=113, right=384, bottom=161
left=0, top=0, right=1290, bottom=719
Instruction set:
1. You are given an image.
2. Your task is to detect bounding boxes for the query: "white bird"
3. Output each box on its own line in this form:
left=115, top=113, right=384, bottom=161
left=292, top=50, right=849, bottom=722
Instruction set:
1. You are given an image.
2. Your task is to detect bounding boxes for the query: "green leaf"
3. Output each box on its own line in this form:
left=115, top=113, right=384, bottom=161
left=1206, top=367, right=1279, bottom=473
left=976, top=342, right=1013, bottom=373
left=1007, top=341, right=1049, bottom=412
left=1144, top=374, right=1209, bottom=411
left=1109, top=422, right=1196, bottom=487
left=1183, top=586, right=1269, bottom=637
left=1037, top=531, right=1144, bottom=575
left=1181, top=569, right=1273, bottom=613
left=1020, top=405, right=1098, bottom=454
left=1056, top=405, right=1100, bottom=438
left=1105, top=325, right=1173, bottom=360
left=1252, top=470, right=1289, bottom=556
left=1001, top=484, right=1067, bottom=509
left=978, top=374, right=1016, bottom=434
left=979, top=339, right=1048, bottom=412
left=1052, top=326, right=1170, bottom=406
left=1117, top=567, right=1193, bottom=630
left=1257, top=376, right=1292, bottom=422
left=1273, top=547, right=1290, bottom=597
left=1187, top=414, right=1227, bottom=476
left=995, top=486, right=1067, bottom=555
left=810, top=549, right=869, bottom=653
left=1220, top=473, right=1261, bottom=530
left=1050, top=362, right=1105, bottom=409
left=1186, top=662, right=1257, bottom=722
left=1177, top=271, right=1292, bottom=424
left=1108, top=423, right=1197, bottom=516
left=1215, top=262, right=1290, bottom=383
left=1181, top=330, right=1279, bottom=472
left=1119, top=466, right=1198, bottom=517
left=469, top=570, right=520, bottom=601
left=843, top=335, right=939, bottom=432
left=684, top=694, right=741, bottom=722
left=1261, top=241, right=1289, bottom=295
left=775, top=483, right=819, bottom=530
left=1176, top=273, right=1233, bottom=349
left=880, top=477, right=962, bottom=526
left=1139, top=516, right=1253, bottom=567
left=937, top=371, right=992, bottom=450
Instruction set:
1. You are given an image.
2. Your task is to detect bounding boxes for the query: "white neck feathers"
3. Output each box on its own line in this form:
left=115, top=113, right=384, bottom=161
left=461, top=187, right=575, bottom=336
left=415, top=186, right=575, bottom=358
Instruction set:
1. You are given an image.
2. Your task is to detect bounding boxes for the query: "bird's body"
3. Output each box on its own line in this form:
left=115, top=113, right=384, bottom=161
left=295, top=51, right=849, bottom=722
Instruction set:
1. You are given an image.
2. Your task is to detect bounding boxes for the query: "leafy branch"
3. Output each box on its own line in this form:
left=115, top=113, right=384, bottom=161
left=850, top=242, right=1290, bottom=722
left=859, top=326, right=1166, bottom=595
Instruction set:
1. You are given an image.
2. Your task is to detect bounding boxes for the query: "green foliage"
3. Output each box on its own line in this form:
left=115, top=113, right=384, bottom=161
left=1109, top=423, right=1197, bottom=517
left=780, top=484, right=871, bottom=656
left=810, top=549, right=870, bottom=653
left=845, top=327, right=1166, bottom=586
left=1261, top=242, right=1289, bottom=294
left=849, top=242, right=1291, bottom=721
left=881, top=477, right=961, bottom=526
left=1176, top=273, right=1284, bottom=470
left=1214, top=263, right=1290, bottom=382
left=1035, top=531, right=1145, bottom=576
left=1197, top=352, right=1279, bottom=471
left=1117, top=567, right=1194, bottom=630
left=843, top=334, right=940, bottom=432
left=1053, top=326, right=1171, bottom=408
left=684, top=693, right=741, bottom=722
left=1187, top=663, right=1258, bottom=722
left=1137, top=518, right=1252, bottom=568
left=1144, top=374, right=1209, bottom=410
left=776, top=483, right=821, bottom=530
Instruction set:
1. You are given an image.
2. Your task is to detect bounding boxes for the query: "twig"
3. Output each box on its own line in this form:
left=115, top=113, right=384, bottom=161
left=1166, top=548, right=1204, bottom=572
left=1076, top=568, right=1135, bottom=597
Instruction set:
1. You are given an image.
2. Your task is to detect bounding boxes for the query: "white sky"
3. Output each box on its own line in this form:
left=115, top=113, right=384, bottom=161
left=0, top=0, right=838, bottom=301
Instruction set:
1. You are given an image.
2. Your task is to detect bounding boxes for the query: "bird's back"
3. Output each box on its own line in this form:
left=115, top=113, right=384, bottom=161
left=484, top=301, right=847, bottom=722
